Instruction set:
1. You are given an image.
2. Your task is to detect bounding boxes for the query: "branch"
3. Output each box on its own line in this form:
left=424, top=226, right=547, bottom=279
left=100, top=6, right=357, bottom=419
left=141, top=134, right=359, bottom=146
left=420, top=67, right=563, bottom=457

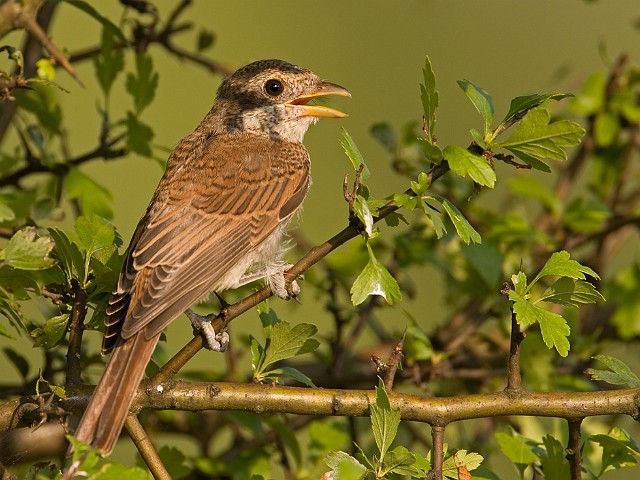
left=65, top=281, right=87, bottom=387
left=428, top=425, right=445, bottom=480
left=53, top=382, right=640, bottom=426
left=124, top=415, right=171, bottom=480
left=566, top=418, right=583, bottom=480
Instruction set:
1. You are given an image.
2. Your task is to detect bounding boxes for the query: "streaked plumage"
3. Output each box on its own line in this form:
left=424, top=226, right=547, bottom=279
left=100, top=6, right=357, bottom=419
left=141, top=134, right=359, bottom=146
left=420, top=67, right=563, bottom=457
left=73, top=59, right=349, bottom=454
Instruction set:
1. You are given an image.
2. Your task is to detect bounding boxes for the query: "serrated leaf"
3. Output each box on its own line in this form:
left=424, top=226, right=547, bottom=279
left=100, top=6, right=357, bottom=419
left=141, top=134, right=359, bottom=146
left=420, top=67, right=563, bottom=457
left=2, top=228, right=55, bottom=270
left=457, top=80, right=494, bottom=134
left=444, top=145, right=495, bottom=188
left=513, top=300, right=570, bottom=356
left=383, top=448, right=417, bottom=475
left=531, top=250, right=599, bottom=288
left=48, top=227, right=85, bottom=283
left=350, top=243, right=401, bottom=306
left=495, top=431, right=539, bottom=468
left=324, top=451, right=367, bottom=480
left=158, top=446, right=191, bottom=480
left=126, top=52, right=159, bottom=114
left=262, top=322, right=318, bottom=367
left=496, top=107, right=585, bottom=162
left=64, top=167, right=113, bottom=218
left=91, top=26, right=125, bottom=97
left=126, top=112, right=154, bottom=157
left=340, top=128, right=370, bottom=181
left=418, top=137, right=444, bottom=164
left=421, top=56, right=439, bottom=142
left=442, top=449, right=484, bottom=479
left=421, top=197, right=447, bottom=239
left=591, top=427, right=640, bottom=475
left=437, top=197, right=481, bottom=244
left=539, top=277, right=605, bottom=306
left=539, top=435, right=570, bottom=480
left=74, top=215, right=116, bottom=259
left=371, top=379, right=401, bottom=460
left=501, top=93, right=572, bottom=128
left=586, top=355, right=640, bottom=388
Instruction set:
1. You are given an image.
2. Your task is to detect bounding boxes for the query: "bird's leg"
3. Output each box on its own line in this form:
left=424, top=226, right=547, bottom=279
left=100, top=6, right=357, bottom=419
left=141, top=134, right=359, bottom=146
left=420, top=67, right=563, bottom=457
left=185, top=307, right=229, bottom=352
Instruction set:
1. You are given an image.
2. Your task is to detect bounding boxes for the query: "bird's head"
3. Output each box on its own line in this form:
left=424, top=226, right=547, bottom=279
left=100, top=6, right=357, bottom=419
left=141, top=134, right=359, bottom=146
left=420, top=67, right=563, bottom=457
left=214, top=59, right=350, bottom=142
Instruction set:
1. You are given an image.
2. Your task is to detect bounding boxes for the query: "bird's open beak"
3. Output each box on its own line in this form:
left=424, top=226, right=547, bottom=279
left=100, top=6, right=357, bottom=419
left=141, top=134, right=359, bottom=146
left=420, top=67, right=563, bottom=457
left=287, top=81, right=351, bottom=118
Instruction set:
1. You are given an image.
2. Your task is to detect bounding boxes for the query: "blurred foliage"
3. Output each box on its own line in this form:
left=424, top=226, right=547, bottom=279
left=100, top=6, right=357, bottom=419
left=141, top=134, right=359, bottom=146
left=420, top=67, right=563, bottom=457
left=0, top=2, right=639, bottom=480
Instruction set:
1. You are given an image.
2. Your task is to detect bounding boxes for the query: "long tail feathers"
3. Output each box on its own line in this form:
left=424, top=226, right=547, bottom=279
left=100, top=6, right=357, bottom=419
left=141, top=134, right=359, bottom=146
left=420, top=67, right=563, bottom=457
left=73, top=331, right=160, bottom=455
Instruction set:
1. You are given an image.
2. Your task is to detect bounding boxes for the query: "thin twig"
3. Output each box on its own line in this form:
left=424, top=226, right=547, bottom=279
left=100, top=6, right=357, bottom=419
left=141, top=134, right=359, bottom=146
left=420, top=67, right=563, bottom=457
left=506, top=309, right=524, bottom=391
left=383, top=330, right=406, bottom=390
left=125, top=415, right=171, bottom=480
left=65, top=281, right=87, bottom=387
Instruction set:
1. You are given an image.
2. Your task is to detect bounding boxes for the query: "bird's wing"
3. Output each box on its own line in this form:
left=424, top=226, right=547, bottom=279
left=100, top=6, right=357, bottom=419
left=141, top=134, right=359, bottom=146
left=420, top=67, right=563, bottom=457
left=102, top=134, right=309, bottom=351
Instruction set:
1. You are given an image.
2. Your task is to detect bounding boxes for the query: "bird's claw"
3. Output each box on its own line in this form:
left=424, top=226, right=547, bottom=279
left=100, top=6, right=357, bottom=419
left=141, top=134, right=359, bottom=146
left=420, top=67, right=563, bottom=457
left=185, top=309, right=229, bottom=352
left=269, top=265, right=303, bottom=300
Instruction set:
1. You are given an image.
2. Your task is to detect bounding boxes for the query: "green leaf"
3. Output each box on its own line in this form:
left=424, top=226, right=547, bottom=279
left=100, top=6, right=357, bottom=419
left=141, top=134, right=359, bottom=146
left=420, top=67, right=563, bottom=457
left=158, top=446, right=191, bottom=480
left=570, top=71, right=605, bottom=116
left=370, top=122, right=396, bottom=152
left=197, top=29, right=216, bottom=52
left=324, top=451, right=367, bottom=480
left=261, top=322, right=318, bottom=368
left=590, top=427, right=640, bottom=475
left=36, top=58, right=56, bottom=81
left=586, top=355, right=640, bottom=388
left=126, top=52, right=159, bottom=114
left=268, top=366, right=316, bottom=387
left=383, top=447, right=417, bottom=476
left=340, top=128, right=370, bottom=181
left=3, top=347, right=29, bottom=378
left=353, top=195, right=373, bottom=237
left=594, top=111, right=620, bottom=147
left=64, top=167, right=113, bottom=218
left=0, top=199, right=15, bottom=222
left=539, top=435, right=570, bottom=480
left=350, top=243, right=401, bottom=306
left=444, top=144, right=496, bottom=188
left=531, top=250, right=599, bottom=288
left=418, top=137, right=444, bottom=164
left=91, top=26, right=125, bottom=98
left=539, top=277, right=605, bottom=307
left=437, top=197, right=481, bottom=244
left=1, top=228, right=55, bottom=270
left=495, top=107, right=585, bottom=162
left=421, top=197, right=447, bottom=239
left=91, top=463, right=149, bottom=480
left=31, top=314, right=69, bottom=349
left=48, top=227, right=85, bottom=283
left=508, top=176, right=559, bottom=213
left=15, top=84, right=62, bottom=136
left=512, top=300, right=570, bottom=356
left=74, top=215, right=116, bottom=259
left=370, top=378, right=401, bottom=460
left=442, top=449, right=484, bottom=479
left=501, top=93, right=572, bottom=130
left=421, top=55, right=439, bottom=142
left=495, top=430, right=539, bottom=472
left=126, top=112, right=154, bottom=157
left=457, top=80, right=494, bottom=134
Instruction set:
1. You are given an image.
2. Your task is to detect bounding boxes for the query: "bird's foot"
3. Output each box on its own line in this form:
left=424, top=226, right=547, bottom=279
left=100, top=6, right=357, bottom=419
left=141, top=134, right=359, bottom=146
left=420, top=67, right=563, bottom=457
left=185, top=309, right=229, bottom=352
left=268, top=264, right=303, bottom=301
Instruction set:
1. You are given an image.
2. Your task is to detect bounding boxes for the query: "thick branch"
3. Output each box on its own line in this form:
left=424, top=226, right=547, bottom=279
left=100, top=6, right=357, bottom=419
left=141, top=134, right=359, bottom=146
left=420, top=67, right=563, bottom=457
left=54, top=382, right=640, bottom=427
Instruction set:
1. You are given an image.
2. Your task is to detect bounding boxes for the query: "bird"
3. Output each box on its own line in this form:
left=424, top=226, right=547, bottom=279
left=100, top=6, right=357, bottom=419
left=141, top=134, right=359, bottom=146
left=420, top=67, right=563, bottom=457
left=72, top=59, right=349, bottom=454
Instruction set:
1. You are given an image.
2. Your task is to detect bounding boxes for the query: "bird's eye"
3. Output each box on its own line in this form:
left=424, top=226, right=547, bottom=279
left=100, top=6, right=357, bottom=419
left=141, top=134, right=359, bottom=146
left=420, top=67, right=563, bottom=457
left=264, top=79, right=284, bottom=96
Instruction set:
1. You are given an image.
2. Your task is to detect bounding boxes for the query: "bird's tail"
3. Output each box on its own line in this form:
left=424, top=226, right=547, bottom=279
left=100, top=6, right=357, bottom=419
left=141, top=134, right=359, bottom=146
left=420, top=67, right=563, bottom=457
left=72, top=331, right=160, bottom=455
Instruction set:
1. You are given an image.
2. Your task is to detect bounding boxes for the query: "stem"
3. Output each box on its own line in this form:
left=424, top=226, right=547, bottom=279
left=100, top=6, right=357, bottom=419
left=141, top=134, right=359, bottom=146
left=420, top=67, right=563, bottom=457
left=428, top=425, right=445, bottom=480
left=567, top=418, right=584, bottom=480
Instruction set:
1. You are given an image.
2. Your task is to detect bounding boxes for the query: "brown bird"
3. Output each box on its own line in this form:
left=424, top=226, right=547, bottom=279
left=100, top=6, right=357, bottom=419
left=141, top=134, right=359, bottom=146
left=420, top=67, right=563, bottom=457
left=73, top=59, right=349, bottom=454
